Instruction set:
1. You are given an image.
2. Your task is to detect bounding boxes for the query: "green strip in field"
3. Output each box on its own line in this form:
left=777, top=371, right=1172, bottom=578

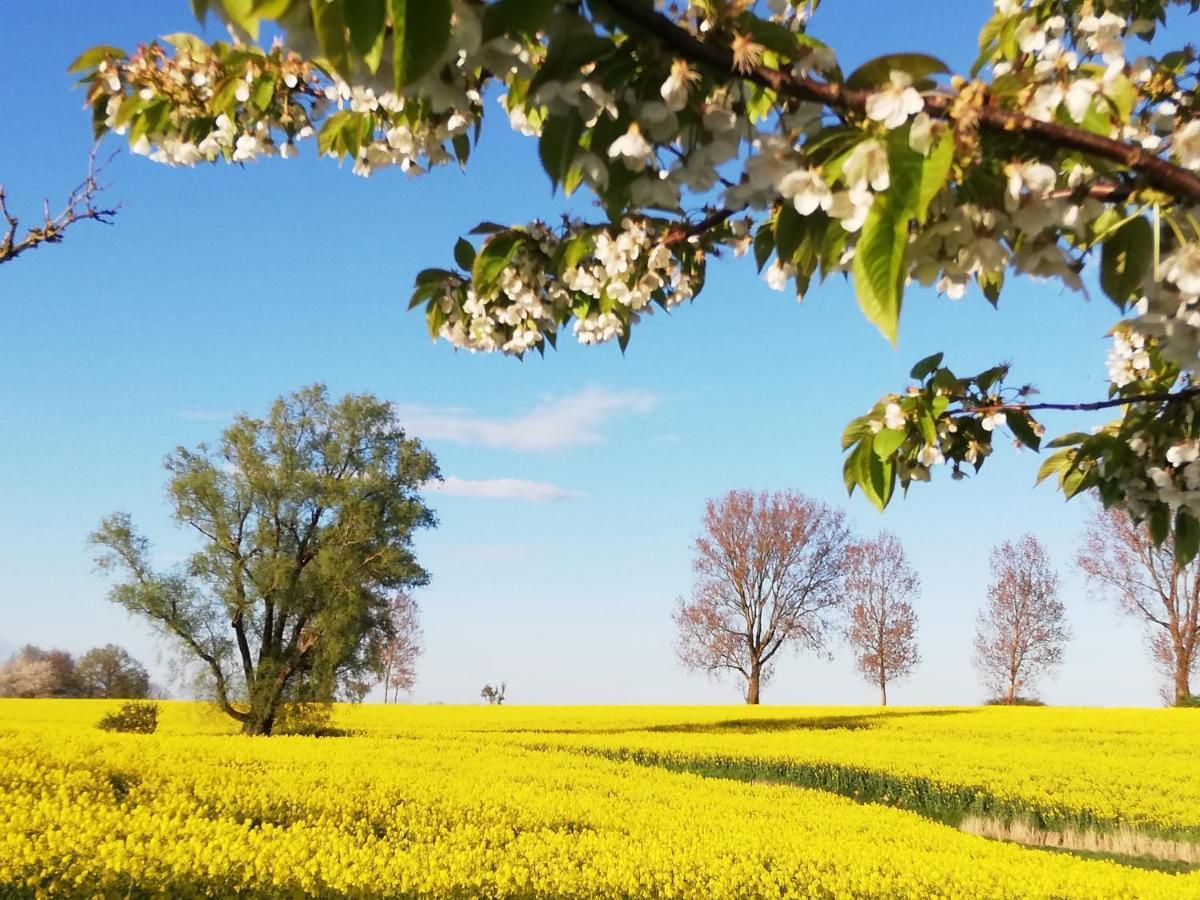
left=568, top=746, right=1200, bottom=854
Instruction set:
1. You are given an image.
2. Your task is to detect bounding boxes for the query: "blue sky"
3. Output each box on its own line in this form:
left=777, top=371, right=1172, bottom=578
left=0, top=1, right=1163, bottom=706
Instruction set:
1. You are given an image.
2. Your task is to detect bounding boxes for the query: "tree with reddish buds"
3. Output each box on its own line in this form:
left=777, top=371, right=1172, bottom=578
left=973, top=535, right=1070, bottom=705
left=1078, top=506, right=1200, bottom=706
left=674, top=489, right=851, bottom=704
left=843, top=532, right=921, bottom=706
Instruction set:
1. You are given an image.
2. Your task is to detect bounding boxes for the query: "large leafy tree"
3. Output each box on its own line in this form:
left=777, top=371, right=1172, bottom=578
left=89, top=384, right=439, bottom=735
left=74, top=1, right=1200, bottom=555
left=74, top=644, right=152, bottom=699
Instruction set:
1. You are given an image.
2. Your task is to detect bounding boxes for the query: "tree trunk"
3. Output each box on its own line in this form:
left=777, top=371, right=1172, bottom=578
left=746, top=666, right=761, bottom=705
left=1174, top=656, right=1191, bottom=707
left=879, top=678, right=888, bottom=707
left=242, top=702, right=276, bottom=736
left=1005, top=678, right=1016, bottom=706
left=242, top=677, right=283, bottom=735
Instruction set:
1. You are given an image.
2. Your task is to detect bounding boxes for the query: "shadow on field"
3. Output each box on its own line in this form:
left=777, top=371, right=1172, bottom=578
left=495, top=707, right=979, bottom=737
left=645, top=708, right=977, bottom=735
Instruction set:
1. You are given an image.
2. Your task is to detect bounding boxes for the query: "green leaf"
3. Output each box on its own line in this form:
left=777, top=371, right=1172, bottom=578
left=909, top=352, right=944, bottom=381
left=841, top=416, right=873, bottom=450
left=842, top=442, right=863, bottom=496
left=483, top=0, right=557, bottom=40
left=346, top=0, right=387, bottom=73
left=1100, top=216, right=1152, bottom=308
left=852, top=195, right=906, bottom=344
left=1046, top=431, right=1090, bottom=449
left=753, top=224, right=775, bottom=273
left=558, top=235, right=591, bottom=273
left=774, top=204, right=804, bottom=265
left=69, top=45, right=127, bottom=73
left=916, top=132, right=954, bottom=223
left=863, top=447, right=896, bottom=510
left=843, top=437, right=893, bottom=509
left=1006, top=412, right=1042, bottom=451
left=539, top=111, right=584, bottom=191
left=453, top=238, right=476, bottom=271
left=1148, top=505, right=1170, bottom=546
left=873, top=427, right=905, bottom=459
left=389, top=0, right=453, bottom=90
left=312, top=0, right=351, bottom=80
left=250, top=74, right=277, bottom=111
left=472, top=233, right=524, bottom=295
left=1035, top=448, right=1073, bottom=484
left=1176, top=510, right=1200, bottom=566
left=850, top=129, right=927, bottom=343
left=918, top=411, right=937, bottom=446
left=845, top=53, right=949, bottom=90
left=528, top=34, right=613, bottom=98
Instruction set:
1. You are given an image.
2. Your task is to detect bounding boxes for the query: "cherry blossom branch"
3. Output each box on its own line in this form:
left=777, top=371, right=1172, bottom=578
left=600, top=0, right=1200, bottom=204
left=0, top=150, right=119, bottom=267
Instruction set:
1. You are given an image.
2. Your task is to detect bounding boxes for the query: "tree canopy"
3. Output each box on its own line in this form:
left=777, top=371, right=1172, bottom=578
left=89, top=384, right=439, bottom=734
left=71, top=1, right=1200, bottom=558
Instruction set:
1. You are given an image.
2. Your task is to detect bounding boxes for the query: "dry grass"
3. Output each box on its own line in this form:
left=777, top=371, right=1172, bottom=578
left=960, top=815, right=1200, bottom=865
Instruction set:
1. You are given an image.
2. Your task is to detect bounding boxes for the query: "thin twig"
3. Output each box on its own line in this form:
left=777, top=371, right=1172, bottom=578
left=0, top=148, right=120, bottom=267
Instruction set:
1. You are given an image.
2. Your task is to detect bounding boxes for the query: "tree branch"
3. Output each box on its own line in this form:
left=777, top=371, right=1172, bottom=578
left=977, top=386, right=1200, bottom=414
left=599, top=0, right=1200, bottom=204
left=0, top=149, right=119, bottom=267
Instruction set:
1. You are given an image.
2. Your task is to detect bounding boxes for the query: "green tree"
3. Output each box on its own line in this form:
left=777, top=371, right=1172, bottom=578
left=89, top=384, right=439, bottom=735
left=74, top=2, right=1200, bottom=557
left=74, top=644, right=152, bottom=699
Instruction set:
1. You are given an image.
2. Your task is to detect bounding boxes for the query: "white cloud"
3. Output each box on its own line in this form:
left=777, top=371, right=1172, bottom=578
left=425, top=476, right=585, bottom=502
left=396, top=387, right=658, bottom=452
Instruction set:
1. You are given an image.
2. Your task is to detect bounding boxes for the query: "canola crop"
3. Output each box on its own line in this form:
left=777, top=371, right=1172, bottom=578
left=2, top=700, right=1199, bottom=898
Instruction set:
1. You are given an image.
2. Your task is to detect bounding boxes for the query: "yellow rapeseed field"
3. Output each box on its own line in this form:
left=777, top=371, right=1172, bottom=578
left=2, top=700, right=1199, bottom=898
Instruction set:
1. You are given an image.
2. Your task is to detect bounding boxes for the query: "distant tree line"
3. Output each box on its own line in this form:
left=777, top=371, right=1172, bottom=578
left=675, top=489, right=1197, bottom=707
left=0, top=643, right=152, bottom=699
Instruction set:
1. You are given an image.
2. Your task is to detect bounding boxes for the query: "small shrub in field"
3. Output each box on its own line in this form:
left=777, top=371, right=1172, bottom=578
left=97, top=701, right=158, bottom=734
left=983, top=697, right=1046, bottom=707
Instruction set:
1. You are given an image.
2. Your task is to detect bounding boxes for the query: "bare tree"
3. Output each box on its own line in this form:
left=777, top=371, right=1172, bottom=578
left=674, top=489, right=851, bottom=704
left=1078, top=506, right=1200, bottom=706
left=1, top=152, right=117, bottom=267
left=843, top=532, right=921, bottom=706
left=973, top=535, right=1070, bottom=704
left=379, top=593, right=422, bottom=703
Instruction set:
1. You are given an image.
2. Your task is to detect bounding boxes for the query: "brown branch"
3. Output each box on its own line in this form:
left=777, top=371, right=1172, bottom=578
left=664, top=206, right=742, bottom=246
left=973, top=386, right=1200, bottom=415
left=0, top=149, right=119, bottom=267
left=599, top=0, right=1200, bottom=204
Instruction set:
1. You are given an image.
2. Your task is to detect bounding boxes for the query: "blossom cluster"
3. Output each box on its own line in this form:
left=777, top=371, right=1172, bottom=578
left=83, top=3, right=538, bottom=178
left=426, top=218, right=709, bottom=354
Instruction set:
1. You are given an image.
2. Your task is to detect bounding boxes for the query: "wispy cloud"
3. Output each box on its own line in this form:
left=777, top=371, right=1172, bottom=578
left=178, top=410, right=233, bottom=422
left=425, top=476, right=584, bottom=502
left=396, top=387, right=658, bottom=453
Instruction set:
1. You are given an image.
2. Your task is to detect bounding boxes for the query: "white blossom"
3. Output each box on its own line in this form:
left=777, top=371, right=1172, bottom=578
left=777, top=168, right=832, bottom=215
left=607, top=124, right=654, bottom=171
left=864, top=71, right=924, bottom=130
left=842, top=139, right=889, bottom=193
